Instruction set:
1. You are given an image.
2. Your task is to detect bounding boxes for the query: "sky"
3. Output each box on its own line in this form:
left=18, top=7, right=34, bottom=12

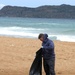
left=0, top=0, right=75, bottom=9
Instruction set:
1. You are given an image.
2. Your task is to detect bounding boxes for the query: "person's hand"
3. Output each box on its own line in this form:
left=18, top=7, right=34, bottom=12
left=41, top=46, right=43, bottom=48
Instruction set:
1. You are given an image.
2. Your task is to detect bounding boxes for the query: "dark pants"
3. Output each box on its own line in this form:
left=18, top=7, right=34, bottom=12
left=43, top=57, right=55, bottom=75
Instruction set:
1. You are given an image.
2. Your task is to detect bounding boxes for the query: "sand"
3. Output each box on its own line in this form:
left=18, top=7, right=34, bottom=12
left=0, top=36, right=75, bottom=75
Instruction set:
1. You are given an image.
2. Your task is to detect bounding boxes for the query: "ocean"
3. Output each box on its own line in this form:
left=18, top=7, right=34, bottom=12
left=0, top=17, right=75, bottom=42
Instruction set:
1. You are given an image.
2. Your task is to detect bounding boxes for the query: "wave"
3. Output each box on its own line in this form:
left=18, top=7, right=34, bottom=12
left=0, top=26, right=42, bottom=38
left=0, top=26, right=45, bottom=31
left=0, top=26, right=75, bottom=42
left=62, top=29, right=75, bottom=33
left=48, top=35, right=75, bottom=42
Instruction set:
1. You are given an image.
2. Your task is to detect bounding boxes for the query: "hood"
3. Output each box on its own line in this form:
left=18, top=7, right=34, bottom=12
left=43, top=34, right=48, bottom=43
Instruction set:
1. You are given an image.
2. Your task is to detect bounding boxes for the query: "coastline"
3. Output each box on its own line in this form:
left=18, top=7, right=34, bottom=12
left=0, top=36, right=75, bottom=75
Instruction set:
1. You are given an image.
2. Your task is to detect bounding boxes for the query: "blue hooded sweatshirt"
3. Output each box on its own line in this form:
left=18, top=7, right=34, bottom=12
left=42, top=34, right=55, bottom=59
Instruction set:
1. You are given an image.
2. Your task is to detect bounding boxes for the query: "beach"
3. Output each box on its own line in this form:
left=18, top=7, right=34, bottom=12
left=0, top=36, right=75, bottom=75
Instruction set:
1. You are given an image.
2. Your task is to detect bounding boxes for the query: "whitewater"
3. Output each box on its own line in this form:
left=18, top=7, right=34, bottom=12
left=0, top=17, right=75, bottom=42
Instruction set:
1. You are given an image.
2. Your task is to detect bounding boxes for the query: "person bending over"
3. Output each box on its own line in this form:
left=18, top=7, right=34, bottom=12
left=38, top=33, right=56, bottom=75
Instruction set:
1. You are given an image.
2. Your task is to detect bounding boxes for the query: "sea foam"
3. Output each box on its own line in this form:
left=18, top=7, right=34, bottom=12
left=0, top=26, right=75, bottom=42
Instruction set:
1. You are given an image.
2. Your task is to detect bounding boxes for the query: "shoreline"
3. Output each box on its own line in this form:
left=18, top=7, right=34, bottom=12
left=0, top=35, right=75, bottom=43
left=0, top=36, right=75, bottom=75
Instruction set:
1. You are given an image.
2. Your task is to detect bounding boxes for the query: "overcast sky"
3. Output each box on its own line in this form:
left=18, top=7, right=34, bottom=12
left=0, top=0, right=75, bottom=9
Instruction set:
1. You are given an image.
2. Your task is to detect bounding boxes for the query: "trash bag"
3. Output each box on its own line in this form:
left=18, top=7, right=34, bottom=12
left=29, top=48, right=42, bottom=75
